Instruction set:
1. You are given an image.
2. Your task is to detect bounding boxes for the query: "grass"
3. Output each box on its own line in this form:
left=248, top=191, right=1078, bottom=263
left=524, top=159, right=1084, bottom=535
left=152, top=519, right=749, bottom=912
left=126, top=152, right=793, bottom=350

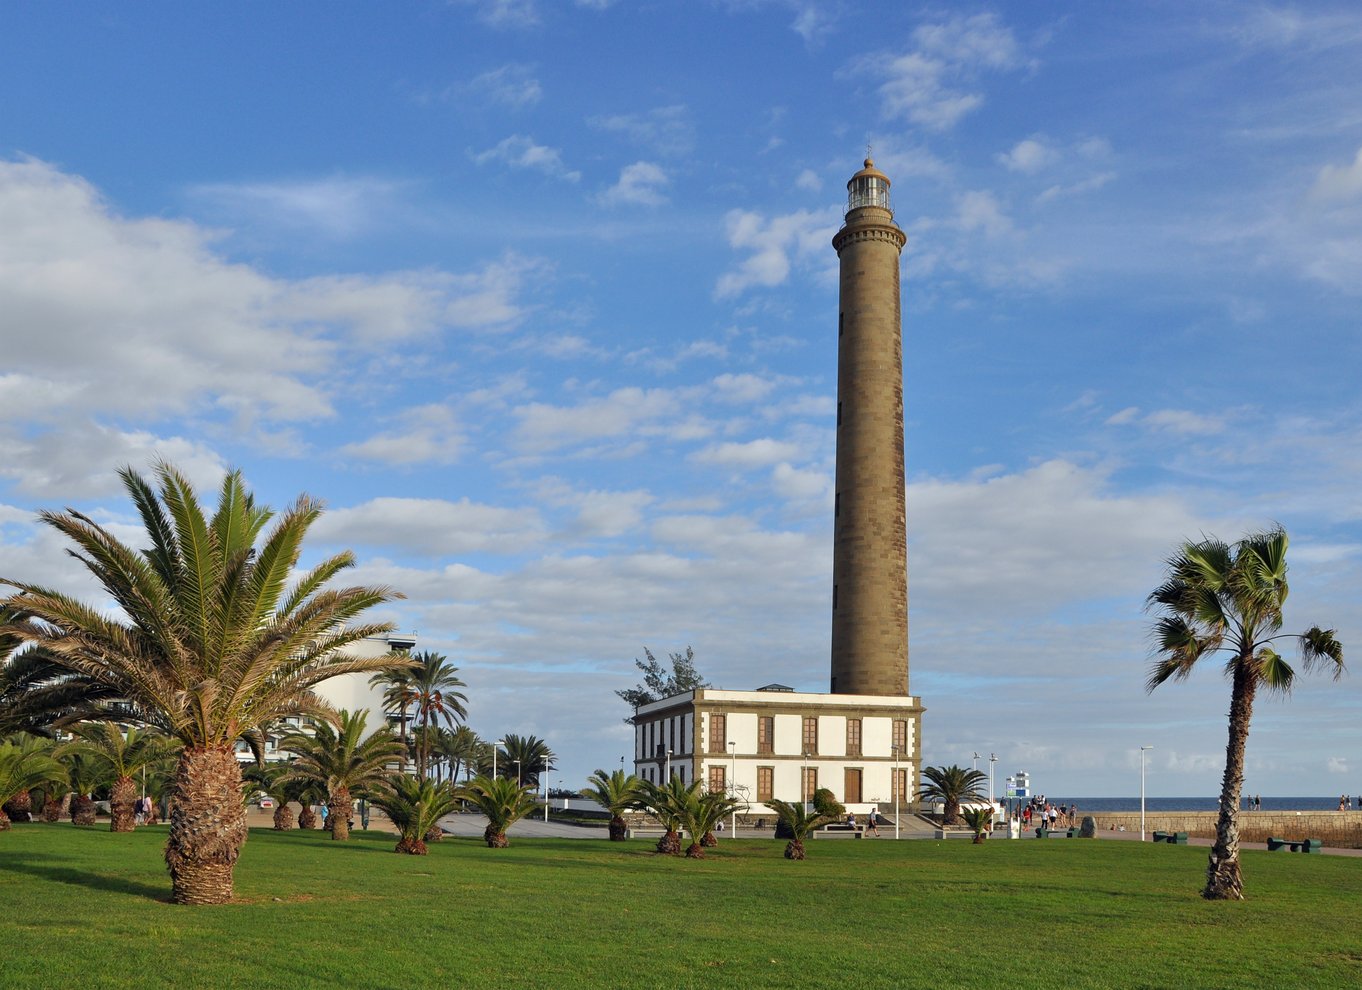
left=2, top=824, right=1360, bottom=989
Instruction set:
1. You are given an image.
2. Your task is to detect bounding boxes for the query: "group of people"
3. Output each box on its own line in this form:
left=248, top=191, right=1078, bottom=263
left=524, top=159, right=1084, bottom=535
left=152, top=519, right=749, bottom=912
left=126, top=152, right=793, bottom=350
left=133, top=795, right=157, bottom=826
left=1243, top=794, right=1264, bottom=810
left=844, top=811, right=883, bottom=836
left=1339, top=795, right=1361, bottom=812
left=1018, top=801, right=1077, bottom=829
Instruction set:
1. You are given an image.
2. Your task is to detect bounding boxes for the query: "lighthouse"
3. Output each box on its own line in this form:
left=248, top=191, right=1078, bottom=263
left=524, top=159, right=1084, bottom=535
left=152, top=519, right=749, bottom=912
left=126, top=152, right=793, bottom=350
left=830, top=158, right=909, bottom=697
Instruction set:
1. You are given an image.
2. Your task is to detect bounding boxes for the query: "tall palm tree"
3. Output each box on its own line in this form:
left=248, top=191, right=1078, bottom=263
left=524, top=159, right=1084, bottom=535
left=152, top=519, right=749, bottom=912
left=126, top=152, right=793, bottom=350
left=0, top=462, right=412, bottom=904
left=580, top=768, right=645, bottom=841
left=55, top=723, right=176, bottom=832
left=0, top=739, right=66, bottom=831
left=404, top=652, right=467, bottom=780
left=370, top=774, right=462, bottom=855
left=459, top=775, right=538, bottom=847
left=918, top=765, right=986, bottom=826
left=280, top=709, right=405, bottom=842
left=765, top=798, right=835, bottom=860
left=1147, top=527, right=1343, bottom=900
left=497, top=734, right=555, bottom=788
left=368, top=664, right=416, bottom=759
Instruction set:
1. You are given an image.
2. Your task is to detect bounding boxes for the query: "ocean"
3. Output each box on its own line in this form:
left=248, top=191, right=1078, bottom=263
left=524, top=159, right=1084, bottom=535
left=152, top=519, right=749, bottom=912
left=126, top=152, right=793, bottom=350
left=1026, top=796, right=1353, bottom=813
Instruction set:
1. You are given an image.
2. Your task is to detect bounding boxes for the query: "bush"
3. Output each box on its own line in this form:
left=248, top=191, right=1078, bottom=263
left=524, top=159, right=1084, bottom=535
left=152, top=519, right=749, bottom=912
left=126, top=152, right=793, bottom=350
left=812, top=788, right=845, bottom=821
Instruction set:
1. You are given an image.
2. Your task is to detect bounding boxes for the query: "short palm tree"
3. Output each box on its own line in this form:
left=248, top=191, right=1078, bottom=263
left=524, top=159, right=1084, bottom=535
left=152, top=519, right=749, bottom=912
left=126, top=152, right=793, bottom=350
left=678, top=787, right=742, bottom=859
left=1147, top=527, right=1343, bottom=900
left=640, top=777, right=692, bottom=855
left=918, top=765, right=986, bottom=826
left=241, top=763, right=306, bottom=831
left=280, top=709, right=405, bottom=841
left=55, top=723, right=177, bottom=832
left=765, top=798, right=835, bottom=860
left=580, top=768, right=645, bottom=841
left=962, top=805, right=994, bottom=843
left=459, top=775, right=538, bottom=847
left=0, top=463, right=412, bottom=903
left=64, top=752, right=103, bottom=826
left=370, top=774, right=461, bottom=854
left=1, top=732, right=56, bottom=823
left=0, top=739, right=66, bottom=831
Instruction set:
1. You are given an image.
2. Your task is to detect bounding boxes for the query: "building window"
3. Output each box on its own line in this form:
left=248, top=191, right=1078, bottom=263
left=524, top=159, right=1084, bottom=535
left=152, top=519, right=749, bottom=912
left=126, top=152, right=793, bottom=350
left=893, top=768, right=908, bottom=804
left=802, top=716, right=818, bottom=755
left=844, top=768, right=862, bottom=804
left=757, top=716, right=774, bottom=755
left=846, top=718, right=861, bottom=757
left=757, top=766, right=774, bottom=803
left=709, top=713, right=726, bottom=754
left=892, top=719, right=908, bottom=754
left=708, top=765, right=726, bottom=794
left=802, top=767, right=818, bottom=802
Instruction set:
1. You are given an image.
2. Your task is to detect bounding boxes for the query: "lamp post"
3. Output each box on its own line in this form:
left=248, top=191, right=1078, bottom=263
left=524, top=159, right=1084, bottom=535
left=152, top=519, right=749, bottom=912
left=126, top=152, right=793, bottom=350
left=543, top=762, right=553, bottom=822
left=559, top=779, right=566, bottom=811
left=728, top=740, right=737, bottom=837
left=1140, top=746, right=1153, bottom=841
left=892, top=744, right=900, bottom=840
left=665, top=749, right=672, bottom=782
left=988, top=753, right=998, bottom=807
left=802, top=751, right=810, bottom=807
left=493, top=738, right=504, bottom=778
left=972, top=751, right=979, bottom=775
left=514, top=759, right=522, bottom=789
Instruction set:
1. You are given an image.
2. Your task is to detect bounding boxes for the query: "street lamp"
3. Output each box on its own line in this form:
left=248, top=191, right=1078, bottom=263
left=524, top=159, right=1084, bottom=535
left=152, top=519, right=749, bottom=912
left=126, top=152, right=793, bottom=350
left=514, top=759, right=522, bottom=789
left=493, top=738, right=504, bottom=778
left=988, top=753, right=998, bottom=807
left=665, top=749, right=673, bottom=782
left=802, top=751, right=809, bottom=807
left=892, top=744, right=900, bottom=840
left=728, top=740, right=737, bottom=837
left=972, top=751, right=979, bottom=775
left=543, top=762, right=553, bottom=822
left=1140, top=746, right=1153, bottom=841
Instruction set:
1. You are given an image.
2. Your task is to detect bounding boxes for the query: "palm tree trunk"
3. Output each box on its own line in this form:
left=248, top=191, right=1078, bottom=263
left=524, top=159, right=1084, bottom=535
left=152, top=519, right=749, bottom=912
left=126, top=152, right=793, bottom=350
left=0, top=808, right=10, bottom=831
left=656, top=830, right=681, bottom=855
left=424, top=824, right=443, bottom=842
left=483, top=824, right=508, bottom=848
left=272, top=803, right=294, bottom=830
left=1205, top=668, right=1256, bottom=901
left=784, top=838, right=806, bottom=860
left=3, top=790, right=32, bottom=823
left=685, top=842, right=706, bottom=858
left=44, top=792, right=68, bottom=823
left=110, top=776, right=137, bottom=832
left=298, top=805, right=318, bottom=829
left=608, top=815, right=627, bottom=841
left=396, top=835, right=427, bottom=855
left=165, top=746, right=248, bottom=906
left=328, top=787, right=351, bottom=841
left=72, top=794, right=96, bottom=826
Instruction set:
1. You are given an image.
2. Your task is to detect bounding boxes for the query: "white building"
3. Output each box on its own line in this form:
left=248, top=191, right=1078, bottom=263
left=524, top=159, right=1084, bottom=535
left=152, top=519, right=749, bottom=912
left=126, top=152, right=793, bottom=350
left=234, top=630, right=416, bottom=762
left=632, top=685, right=922, bottom=815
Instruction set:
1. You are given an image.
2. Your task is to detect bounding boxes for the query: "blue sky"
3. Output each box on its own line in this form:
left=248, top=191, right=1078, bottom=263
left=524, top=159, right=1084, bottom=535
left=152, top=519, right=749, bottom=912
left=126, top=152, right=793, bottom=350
left=2, top=1, right=1360, bottom=797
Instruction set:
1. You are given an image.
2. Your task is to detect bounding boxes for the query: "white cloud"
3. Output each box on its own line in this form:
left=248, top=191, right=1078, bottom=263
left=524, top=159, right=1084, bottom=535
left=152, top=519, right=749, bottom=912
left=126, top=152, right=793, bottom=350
left=854, top=13, right=1026, bottom=131
left=795, top=168, right=822, bottom=192
left=714, top=207, right=839, bottom=298
left=455, top=0, right=539, bottom=28
left=772, top=461, right=831, bottom=501
left=589, top=106, right=694, bottom=157
left=1105, top=407, right=1226, bottom=436
left=998, top=138, right=1057, bottom=174
left=339, top=405, right=464, bottom=466
left=691, top=438, right=803, bottom=468
left=186, top=175, right=407, bottom=238
left=314, top=497, right=547, bottom=555
left=599, top=162, right=669, bottom=207
left=954, top=190, right=1013, bottom=238
left=463, top=63, right=543, bottom=109
left=473, top=135, right=581, bottom=182
left=1308, top=146, right=1362, bottom=203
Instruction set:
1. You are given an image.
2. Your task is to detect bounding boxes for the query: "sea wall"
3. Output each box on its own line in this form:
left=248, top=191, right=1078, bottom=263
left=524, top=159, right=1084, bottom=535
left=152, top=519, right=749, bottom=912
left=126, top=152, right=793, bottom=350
left=1089, top=810, right=1362, bottom=847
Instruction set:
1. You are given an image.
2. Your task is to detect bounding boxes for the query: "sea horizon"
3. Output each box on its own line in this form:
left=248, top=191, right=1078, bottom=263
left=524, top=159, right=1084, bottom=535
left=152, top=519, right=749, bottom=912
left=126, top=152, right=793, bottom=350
left=1016, top=795, right=1356, bottom=813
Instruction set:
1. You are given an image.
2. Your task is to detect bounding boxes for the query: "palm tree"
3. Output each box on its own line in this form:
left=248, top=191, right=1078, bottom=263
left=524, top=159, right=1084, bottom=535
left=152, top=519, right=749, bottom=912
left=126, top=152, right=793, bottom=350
left=640, top=777, right=691, bottom=855
left=1147, top=527, right=1343, bottom=900
left=280, top=709, right=405, bottom=842
left=368, top=664, right=416, bottom=761
left=0, top=462, right=412, bottom=904
left=404, top=652, right=467, bottom=780
left=1, top=732, right=56, bottom=823
left=497, top=734, right=555, bottom=788
left=55, top=723, right=176, bottom=832
left=0, top=739, right=66, bottom=831
left=241, top=763, right=307, bottom=831
left=459, top=775, right=538, bottom=847
left=434, top=725, right=484, bottom=785
left=677, top=787, right=742, bottom=859
left=64, top=752, right=103, bottom=826
left=765, top=798, right=835, bottom=860
left=962, top=805, right=993, bottom=843
left=370, top=774, right=462, bottom=854
left=918, top=765, right=986, bottom=826
left=580, top=768, right=645, bottom=841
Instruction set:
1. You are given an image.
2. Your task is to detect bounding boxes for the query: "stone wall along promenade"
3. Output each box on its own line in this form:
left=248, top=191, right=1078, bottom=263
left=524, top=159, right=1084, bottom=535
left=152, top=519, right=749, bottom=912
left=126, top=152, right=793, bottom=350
left=1091, top=810, right=1362, bottom=847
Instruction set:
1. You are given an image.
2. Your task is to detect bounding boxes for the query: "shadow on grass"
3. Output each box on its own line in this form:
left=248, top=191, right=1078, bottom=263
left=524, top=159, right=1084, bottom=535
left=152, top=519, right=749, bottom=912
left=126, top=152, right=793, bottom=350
left=0, top=851, right=169, bottom=901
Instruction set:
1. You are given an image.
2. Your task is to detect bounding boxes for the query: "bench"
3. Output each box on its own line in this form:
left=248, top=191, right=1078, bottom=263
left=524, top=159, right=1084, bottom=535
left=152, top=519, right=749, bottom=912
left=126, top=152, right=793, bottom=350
left=1267, top=837, right=1322, bottom=853
left=1035, top=827, right=1076, bottom=838
left=816, top=825, right=864, bottom=839
left=1152, top=831, right=1189, bottom=844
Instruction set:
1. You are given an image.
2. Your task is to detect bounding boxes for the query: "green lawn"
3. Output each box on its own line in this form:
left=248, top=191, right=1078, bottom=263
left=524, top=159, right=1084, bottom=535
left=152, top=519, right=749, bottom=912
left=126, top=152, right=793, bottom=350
left=2, top=824, right=1358, bottom=989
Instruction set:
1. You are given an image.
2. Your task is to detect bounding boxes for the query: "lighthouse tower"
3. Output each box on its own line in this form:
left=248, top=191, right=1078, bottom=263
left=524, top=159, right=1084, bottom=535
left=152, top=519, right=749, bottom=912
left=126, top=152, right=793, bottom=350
left=830, top=158, right=909, bottom=697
